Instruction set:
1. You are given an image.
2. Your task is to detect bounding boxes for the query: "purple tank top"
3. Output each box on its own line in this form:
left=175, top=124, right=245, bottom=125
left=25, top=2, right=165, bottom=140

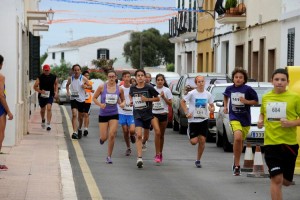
left=99, top=84, right=120, bottom=116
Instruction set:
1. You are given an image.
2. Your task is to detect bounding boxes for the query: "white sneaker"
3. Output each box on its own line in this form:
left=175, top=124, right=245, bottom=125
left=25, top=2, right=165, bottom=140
left=137, top=158, right=143, bottom=168
left=46, top=124, right=51, bottom=131
left=142, top=142, right=147, bottom=151
left=41, top=121, right=46, bottom=129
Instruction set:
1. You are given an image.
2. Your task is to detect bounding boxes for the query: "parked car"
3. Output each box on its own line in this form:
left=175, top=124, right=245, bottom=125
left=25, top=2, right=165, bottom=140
left=172, top=73, right=231, bottom=135
left=148, top=71, right=180, bottom=86
left=58, top=80, right=70, bottom=104
left=167, top=79, right=178, bottom=128
left=206, top=83, right=233, bottom=141
left=215, top=82, right=273, bottom=152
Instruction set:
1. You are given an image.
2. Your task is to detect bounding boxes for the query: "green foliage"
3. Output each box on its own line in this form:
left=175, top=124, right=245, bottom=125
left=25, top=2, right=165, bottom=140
left=225, top=0, right=237, bottom=10
left=40, top=52, right=48, bottom=65
left=90, top=72, right=107, bottom=81
left=50, top=60, right=72, bottom=83
left=166, top=63, right=175, bottom=72
left=92, top=58, right=116, bottom=74
left=81, top=66, right=89, bottom=73
left=123, top=28, right=175, bottom=69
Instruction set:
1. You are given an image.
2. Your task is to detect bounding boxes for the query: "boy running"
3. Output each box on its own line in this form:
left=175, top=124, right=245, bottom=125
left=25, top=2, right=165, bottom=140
left=223, top=68, right=258, bottom=176
left=258, top=68, right=300, bottom=200
left=181, top=75, right=214, bottom=168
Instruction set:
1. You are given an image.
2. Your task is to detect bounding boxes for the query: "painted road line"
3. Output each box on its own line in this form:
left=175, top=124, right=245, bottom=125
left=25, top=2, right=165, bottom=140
left=62, top=105, right=103, bottom=200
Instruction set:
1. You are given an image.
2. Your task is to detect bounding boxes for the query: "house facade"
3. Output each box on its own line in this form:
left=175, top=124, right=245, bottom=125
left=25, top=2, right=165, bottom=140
left=0, top=0, right=51, bottom=146
left=43, top=31, right=133, bottom=69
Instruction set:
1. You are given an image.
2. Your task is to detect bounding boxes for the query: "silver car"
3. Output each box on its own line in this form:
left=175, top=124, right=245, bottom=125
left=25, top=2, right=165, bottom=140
left=215, top=82, right=273, bottom=152
left=58, top=80, right=70, bottom=104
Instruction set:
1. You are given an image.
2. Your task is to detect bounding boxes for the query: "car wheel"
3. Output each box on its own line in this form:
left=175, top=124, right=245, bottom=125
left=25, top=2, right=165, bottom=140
left=216, top=130, right=223, bottom=147
left=222, top=125, right=233, bottom=152
left=173, top=117, right=179, bottom=131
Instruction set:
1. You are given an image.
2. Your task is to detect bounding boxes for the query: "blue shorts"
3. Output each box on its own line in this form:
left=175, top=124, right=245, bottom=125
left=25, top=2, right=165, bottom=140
left=119, top=114, right=134, bottom=126
left=134, top=118, right=152, bottom=129
left=38, top=96, right=54, bottom=108
left=0, top=103, right=6, bottom=116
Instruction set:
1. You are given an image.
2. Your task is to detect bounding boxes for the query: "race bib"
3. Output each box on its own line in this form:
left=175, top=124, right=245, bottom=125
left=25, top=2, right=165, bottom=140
left=153, top=100, right=164, bottom=110
left=133, top=96, right=147, bottom=109
left=194, top=107, right=207, bottom=119
left=71, top=91, right=79, bottom=98
left=85, top=92, right=91, bottom=100
left=41, top=91, right=50, bottom=98
left=105, top=94, right=118, bottom=105
left=266, top=102, right=287, bottom=121
left=123, top=104, right=133, bottom=111
left=231, top=92, right=245, bottom=106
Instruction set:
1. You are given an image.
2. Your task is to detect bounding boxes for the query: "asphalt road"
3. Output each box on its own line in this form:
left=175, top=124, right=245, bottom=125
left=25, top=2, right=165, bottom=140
left=62, top=104, right=300, bottom=200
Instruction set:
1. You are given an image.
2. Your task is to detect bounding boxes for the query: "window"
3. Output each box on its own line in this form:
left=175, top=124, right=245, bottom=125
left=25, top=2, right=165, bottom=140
left=97, top=49, right=109, bottom=59
left=52, top=52, right=55, bottom=59
left=61, top=52, right=64, bottom=60
left=287, top=28, right=295, bottom=66
left=29, top=32, right=40, bottom=80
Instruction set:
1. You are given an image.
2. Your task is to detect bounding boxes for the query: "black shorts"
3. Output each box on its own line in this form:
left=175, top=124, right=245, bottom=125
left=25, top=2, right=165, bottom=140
left=70, top=100, right=85, bottom=113
left=264, top=144, right=299, bottom=182
left=134, top=118, right=152, bottom=129
left=38, top=96, right=54, bottom=108
left=83, top=103, right=91, bottom=113
left=153, top=114, right=168, bottom=122
left=188, top=120, right=208, bottom=139
left=98, top=114, right=119, bottom=123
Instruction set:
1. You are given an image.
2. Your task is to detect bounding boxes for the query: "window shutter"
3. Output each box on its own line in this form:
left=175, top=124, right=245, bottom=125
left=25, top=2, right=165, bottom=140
left=29, top=32, right=40, bottom=80
left=287, top=28, right=295, bottom=66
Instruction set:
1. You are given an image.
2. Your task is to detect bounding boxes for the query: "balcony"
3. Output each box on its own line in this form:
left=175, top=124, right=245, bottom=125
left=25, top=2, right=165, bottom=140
left=216, top=3, right=246, bottom=27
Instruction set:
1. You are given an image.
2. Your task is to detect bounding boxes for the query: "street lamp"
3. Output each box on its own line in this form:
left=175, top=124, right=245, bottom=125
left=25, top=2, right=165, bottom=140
left=197, top=0, right=215, bottom=19
left=47, top=8, right=54, bottom=24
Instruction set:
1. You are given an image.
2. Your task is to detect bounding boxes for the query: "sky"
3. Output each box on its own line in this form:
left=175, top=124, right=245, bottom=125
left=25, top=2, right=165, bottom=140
left=39, top=0, right=177, bottom=55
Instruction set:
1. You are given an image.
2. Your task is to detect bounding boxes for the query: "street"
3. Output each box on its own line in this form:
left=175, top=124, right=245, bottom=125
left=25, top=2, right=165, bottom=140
left=63, top=104, right=300, bottom=200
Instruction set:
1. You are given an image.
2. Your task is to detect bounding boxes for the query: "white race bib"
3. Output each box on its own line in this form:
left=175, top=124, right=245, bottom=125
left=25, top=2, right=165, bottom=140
left=231, top=92, right=245, bottom=106
left=193, top=107, right=207, bottom=119
left=153, top=100, right=164, bottom=110
left=41, top=91, right=50, bottom=98
left=105, top=94, right=118, bottom=105
left=133, top=96, right=147, bottom=109
left=123, top=104, right=133, bottom=111
left=71, top=91, right=79, bottom=98
left=266, top=102, right=287, bottom=121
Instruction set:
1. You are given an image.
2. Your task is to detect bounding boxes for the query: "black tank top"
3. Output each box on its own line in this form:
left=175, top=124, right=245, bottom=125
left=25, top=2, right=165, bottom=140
left=38, top=74, right=57, bottom=97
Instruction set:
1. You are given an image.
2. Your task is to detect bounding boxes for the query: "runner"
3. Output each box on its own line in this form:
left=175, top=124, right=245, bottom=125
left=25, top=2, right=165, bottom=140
left=33, top=64, right=58, bottom=131
left=129, top=69, right=159, bottom=168
left=0, top=54, right=13, bottom=170
left=118, top=71, right=136, bottom=156
left=180, top=75, right=214, bottom=168
left=82, top=70, right=94, bottom=136
left=66, top=64, right=91, bottom=139
left=93, top=70, right=125, bottom=164
left=152, top=74, right=173, bottom=163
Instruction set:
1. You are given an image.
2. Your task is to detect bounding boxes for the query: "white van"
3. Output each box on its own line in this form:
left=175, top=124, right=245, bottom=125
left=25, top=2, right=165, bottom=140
left=148, top=72, right=180, bottom=86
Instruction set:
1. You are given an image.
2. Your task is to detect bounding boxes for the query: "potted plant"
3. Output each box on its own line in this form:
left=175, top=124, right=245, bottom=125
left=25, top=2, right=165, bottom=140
left=229, top=0, right=237, bottom=14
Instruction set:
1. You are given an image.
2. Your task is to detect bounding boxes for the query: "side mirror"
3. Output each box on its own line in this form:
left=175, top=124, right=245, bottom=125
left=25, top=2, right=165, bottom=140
left=216, top=101, right=224, bottom=107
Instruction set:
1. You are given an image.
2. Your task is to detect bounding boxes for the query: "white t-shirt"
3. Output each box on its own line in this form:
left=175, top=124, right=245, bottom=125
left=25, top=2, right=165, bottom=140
left=183, top=89, right=214, bottom=123
left=118, top=85, right=133, bottom=115
left=152, top=86, right=173, bottom=114
left=70, top=75, right=86, bottom=102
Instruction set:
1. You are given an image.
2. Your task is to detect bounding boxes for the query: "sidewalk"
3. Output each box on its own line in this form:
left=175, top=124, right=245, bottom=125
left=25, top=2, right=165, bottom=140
left=0, top=104, right=76, bottom=200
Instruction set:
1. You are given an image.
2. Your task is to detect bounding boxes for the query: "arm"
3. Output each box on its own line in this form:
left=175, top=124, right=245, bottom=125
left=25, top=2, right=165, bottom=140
left=160, top=91, right=172, bottom=106
left=180, top=99, right=191, bottom=119
left=92, top=85, right=106, bottom=109
left=118, top=87, right=125, bottom=108
left=208, top=103, right=215, bottom=113
left=66, top=77, right=71, bottom=96
left=54, top=78, right=59, bottom=99
left=280, top=118, right=300, bottom=128
left=83, top=77, right=92, bottom=90
left=223, top=95, right=229, bottom=114
left=33, top=78, right=45, bottom=94
left=0, top=75, right=13, bottom=120
left=240, top=98, right=258, bottom=106
left=257, top=113, right=264, bottom=129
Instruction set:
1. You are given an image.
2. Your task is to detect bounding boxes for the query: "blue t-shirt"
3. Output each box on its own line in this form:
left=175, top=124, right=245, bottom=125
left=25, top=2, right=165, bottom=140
left=223, top=84, right=258, bottom=126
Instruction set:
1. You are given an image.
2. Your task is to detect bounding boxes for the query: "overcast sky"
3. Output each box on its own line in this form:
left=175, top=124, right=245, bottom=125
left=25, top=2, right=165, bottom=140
left=39, top=0, right=176, bottom=54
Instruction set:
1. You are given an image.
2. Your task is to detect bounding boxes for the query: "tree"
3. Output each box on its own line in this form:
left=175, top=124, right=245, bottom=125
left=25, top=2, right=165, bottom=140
left=92, top=58, right=116, bottom=75
left=50, top=60, right=72, bottom=83
left=123, top=28, right=174, bottom=69
left=40, top=52, right=48, bottom=65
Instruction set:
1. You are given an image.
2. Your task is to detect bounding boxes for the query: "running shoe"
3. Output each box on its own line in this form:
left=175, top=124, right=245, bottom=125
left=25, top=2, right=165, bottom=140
left=78, top=129, right=82, bottom=139
left=137, top=158, right=143, bottom=168
left=154, top=155, right=161, bottom=163
left=0, top=165, right=8, bottom=171
left=130, top=135, right=136, bottom=144
left=233, top=165, right=241, bottom=176
left=195, top=160, right=202, bottom=168
left=125, top=148, right=131, bottom=156
left=99, top=139, right=105, bottom=145
left=142, top=142, right=147, bottom=151
left=46, top=124, right=51, bottom=131
left=71, top=133, right=78, bottom=139
left=106, top=157, right=113, bottom=164
left=83, top=130, right=88, bottom=136
left=41, top=119, right=46, bottom=129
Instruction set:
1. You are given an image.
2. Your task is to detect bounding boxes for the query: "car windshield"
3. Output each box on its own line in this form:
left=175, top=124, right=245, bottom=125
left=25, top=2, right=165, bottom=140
left=185, top=77, right=229, bottom=89
left=254, top=87, right=273, bottom=104
left=211, top=86, right=227, bottom=101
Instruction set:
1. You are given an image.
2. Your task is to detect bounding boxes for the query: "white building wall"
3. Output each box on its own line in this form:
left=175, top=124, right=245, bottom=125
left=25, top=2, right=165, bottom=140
left=174, top=41, right=197, bottom=75
left=44, top=48, right=79, bottom=67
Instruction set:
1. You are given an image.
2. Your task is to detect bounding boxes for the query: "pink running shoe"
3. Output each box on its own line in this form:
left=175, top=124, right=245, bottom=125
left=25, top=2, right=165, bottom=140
left=0, top=165, right=8, bottom=171
left=154, top=155, right=161, bottom=163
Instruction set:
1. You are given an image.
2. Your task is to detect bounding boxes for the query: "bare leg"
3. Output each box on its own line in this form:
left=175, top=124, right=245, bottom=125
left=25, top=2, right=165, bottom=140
left=233, top=130, right=243, bottom=166
left=107, top=120, right=118, bottom=157
left=270, top=174, right=283, bottom=200
left=40, top=106, right=46, bottom=121
left=135, top=127, right=143, bottom=157
left=99, top=122, right=108, bottom=143
left=71, top=109, right=78, bottom=132
left=159, top=120, right=167, bottom=153
left=0, top=114, right=7, bottom=152
left=122, top=125, right=130, bottom=148
left=152, top=117, right=161, bottom=155
left=46, top=104, right=52, bottom=123
left=78, top=111, right=84, bottom=130
left=197, top=135, right=206, bottom=161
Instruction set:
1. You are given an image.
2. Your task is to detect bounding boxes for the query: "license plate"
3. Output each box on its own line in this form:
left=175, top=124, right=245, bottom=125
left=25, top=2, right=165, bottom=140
left=251, top=131, right=264, bottom=138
